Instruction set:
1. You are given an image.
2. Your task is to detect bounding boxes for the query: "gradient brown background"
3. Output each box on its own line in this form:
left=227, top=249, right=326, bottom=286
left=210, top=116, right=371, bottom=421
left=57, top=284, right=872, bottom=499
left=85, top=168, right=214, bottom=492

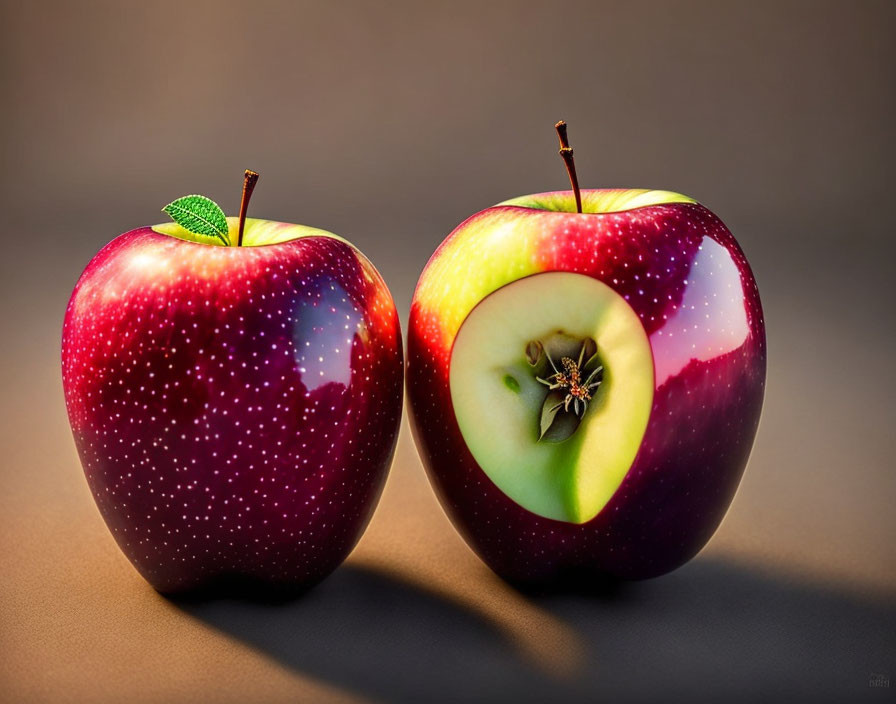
left=1, top=1, right=894, bottom=702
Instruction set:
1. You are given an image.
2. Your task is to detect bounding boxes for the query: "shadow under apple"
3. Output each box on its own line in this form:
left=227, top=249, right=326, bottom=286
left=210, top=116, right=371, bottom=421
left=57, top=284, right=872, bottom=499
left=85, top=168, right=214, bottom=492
left=172, top=564, right=563, bottom=702
left=172, top=559, right=896, bottom=703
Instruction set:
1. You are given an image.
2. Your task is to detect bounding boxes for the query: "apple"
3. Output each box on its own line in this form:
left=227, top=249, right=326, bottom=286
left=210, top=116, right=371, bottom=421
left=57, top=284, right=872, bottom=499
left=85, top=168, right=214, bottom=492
left=62, top=172, right=403, bottom=595
left=407, top=126, right=765, bottom=583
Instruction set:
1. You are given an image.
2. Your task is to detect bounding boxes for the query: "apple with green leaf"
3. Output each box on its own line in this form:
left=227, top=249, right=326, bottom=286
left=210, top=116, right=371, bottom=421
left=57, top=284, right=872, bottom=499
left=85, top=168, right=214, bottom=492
left=62, top=171, right=403, bottom=595
left=408, top=123, right=766, bottom=583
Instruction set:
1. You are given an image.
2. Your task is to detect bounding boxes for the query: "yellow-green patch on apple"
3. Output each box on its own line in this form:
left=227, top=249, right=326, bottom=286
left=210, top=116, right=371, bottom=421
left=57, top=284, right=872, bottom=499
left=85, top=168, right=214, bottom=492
left=152, top=217, right=350, bottom=248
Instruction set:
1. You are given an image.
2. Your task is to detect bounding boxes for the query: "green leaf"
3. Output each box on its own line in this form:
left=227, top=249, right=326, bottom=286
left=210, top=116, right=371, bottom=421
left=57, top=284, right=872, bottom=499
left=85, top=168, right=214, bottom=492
left=162, top=195, right=229, bottom=245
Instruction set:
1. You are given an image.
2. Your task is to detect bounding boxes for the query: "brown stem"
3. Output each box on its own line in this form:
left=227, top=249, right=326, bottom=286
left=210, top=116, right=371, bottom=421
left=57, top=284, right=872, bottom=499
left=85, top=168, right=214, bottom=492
left=236, top=169, right=259, bottom=247
left=554, top=121, right=582, bottom=213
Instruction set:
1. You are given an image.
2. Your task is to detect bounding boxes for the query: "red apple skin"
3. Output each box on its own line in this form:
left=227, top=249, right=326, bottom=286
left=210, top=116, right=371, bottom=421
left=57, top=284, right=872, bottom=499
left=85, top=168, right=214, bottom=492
left=408, top=193, right=766, bottom=582
left=62, top=227, right=403, bottom=594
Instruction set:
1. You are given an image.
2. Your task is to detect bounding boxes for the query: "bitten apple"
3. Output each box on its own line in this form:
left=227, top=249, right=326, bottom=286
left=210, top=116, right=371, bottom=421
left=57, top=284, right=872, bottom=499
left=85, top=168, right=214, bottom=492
left=407, top=125, right=765, bottom=583
left=62, top=172, right=403, bottom=594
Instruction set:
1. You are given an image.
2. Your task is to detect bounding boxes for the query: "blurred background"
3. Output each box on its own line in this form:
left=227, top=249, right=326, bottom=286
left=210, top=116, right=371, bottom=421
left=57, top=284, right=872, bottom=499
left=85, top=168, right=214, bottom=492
left=1, top=1, right=894, bottom=702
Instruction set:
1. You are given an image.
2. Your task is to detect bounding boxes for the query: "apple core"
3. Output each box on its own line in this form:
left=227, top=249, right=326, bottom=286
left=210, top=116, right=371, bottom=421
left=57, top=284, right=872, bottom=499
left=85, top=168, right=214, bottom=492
left=449, top=272, right=655, bottom=524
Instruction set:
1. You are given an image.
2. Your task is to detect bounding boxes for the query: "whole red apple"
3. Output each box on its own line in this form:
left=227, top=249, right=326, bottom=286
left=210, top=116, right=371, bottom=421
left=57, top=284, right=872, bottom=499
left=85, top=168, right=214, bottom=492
left=62, top=174, right=403, bottom=594
left=407, top=127, right=765, bottom=583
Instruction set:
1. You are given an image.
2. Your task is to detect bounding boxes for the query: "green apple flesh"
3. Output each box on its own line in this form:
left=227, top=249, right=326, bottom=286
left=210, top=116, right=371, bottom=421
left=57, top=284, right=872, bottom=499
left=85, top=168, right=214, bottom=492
left=449, top=272, right=654, bottom=524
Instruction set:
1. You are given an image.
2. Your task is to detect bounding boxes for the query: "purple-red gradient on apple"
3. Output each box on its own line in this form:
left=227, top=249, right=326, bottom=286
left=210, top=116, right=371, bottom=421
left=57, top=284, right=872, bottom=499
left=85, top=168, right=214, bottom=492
left=62, top=172, right=403, bottom=594
left=407, top=124, right=766, bottom=583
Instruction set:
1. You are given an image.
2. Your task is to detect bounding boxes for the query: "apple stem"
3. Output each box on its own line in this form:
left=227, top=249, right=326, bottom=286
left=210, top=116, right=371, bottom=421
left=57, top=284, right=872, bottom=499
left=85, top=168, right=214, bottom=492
left=236, top=170, right=259, bottom=247
left=555, top=121, right=582, bottom=213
